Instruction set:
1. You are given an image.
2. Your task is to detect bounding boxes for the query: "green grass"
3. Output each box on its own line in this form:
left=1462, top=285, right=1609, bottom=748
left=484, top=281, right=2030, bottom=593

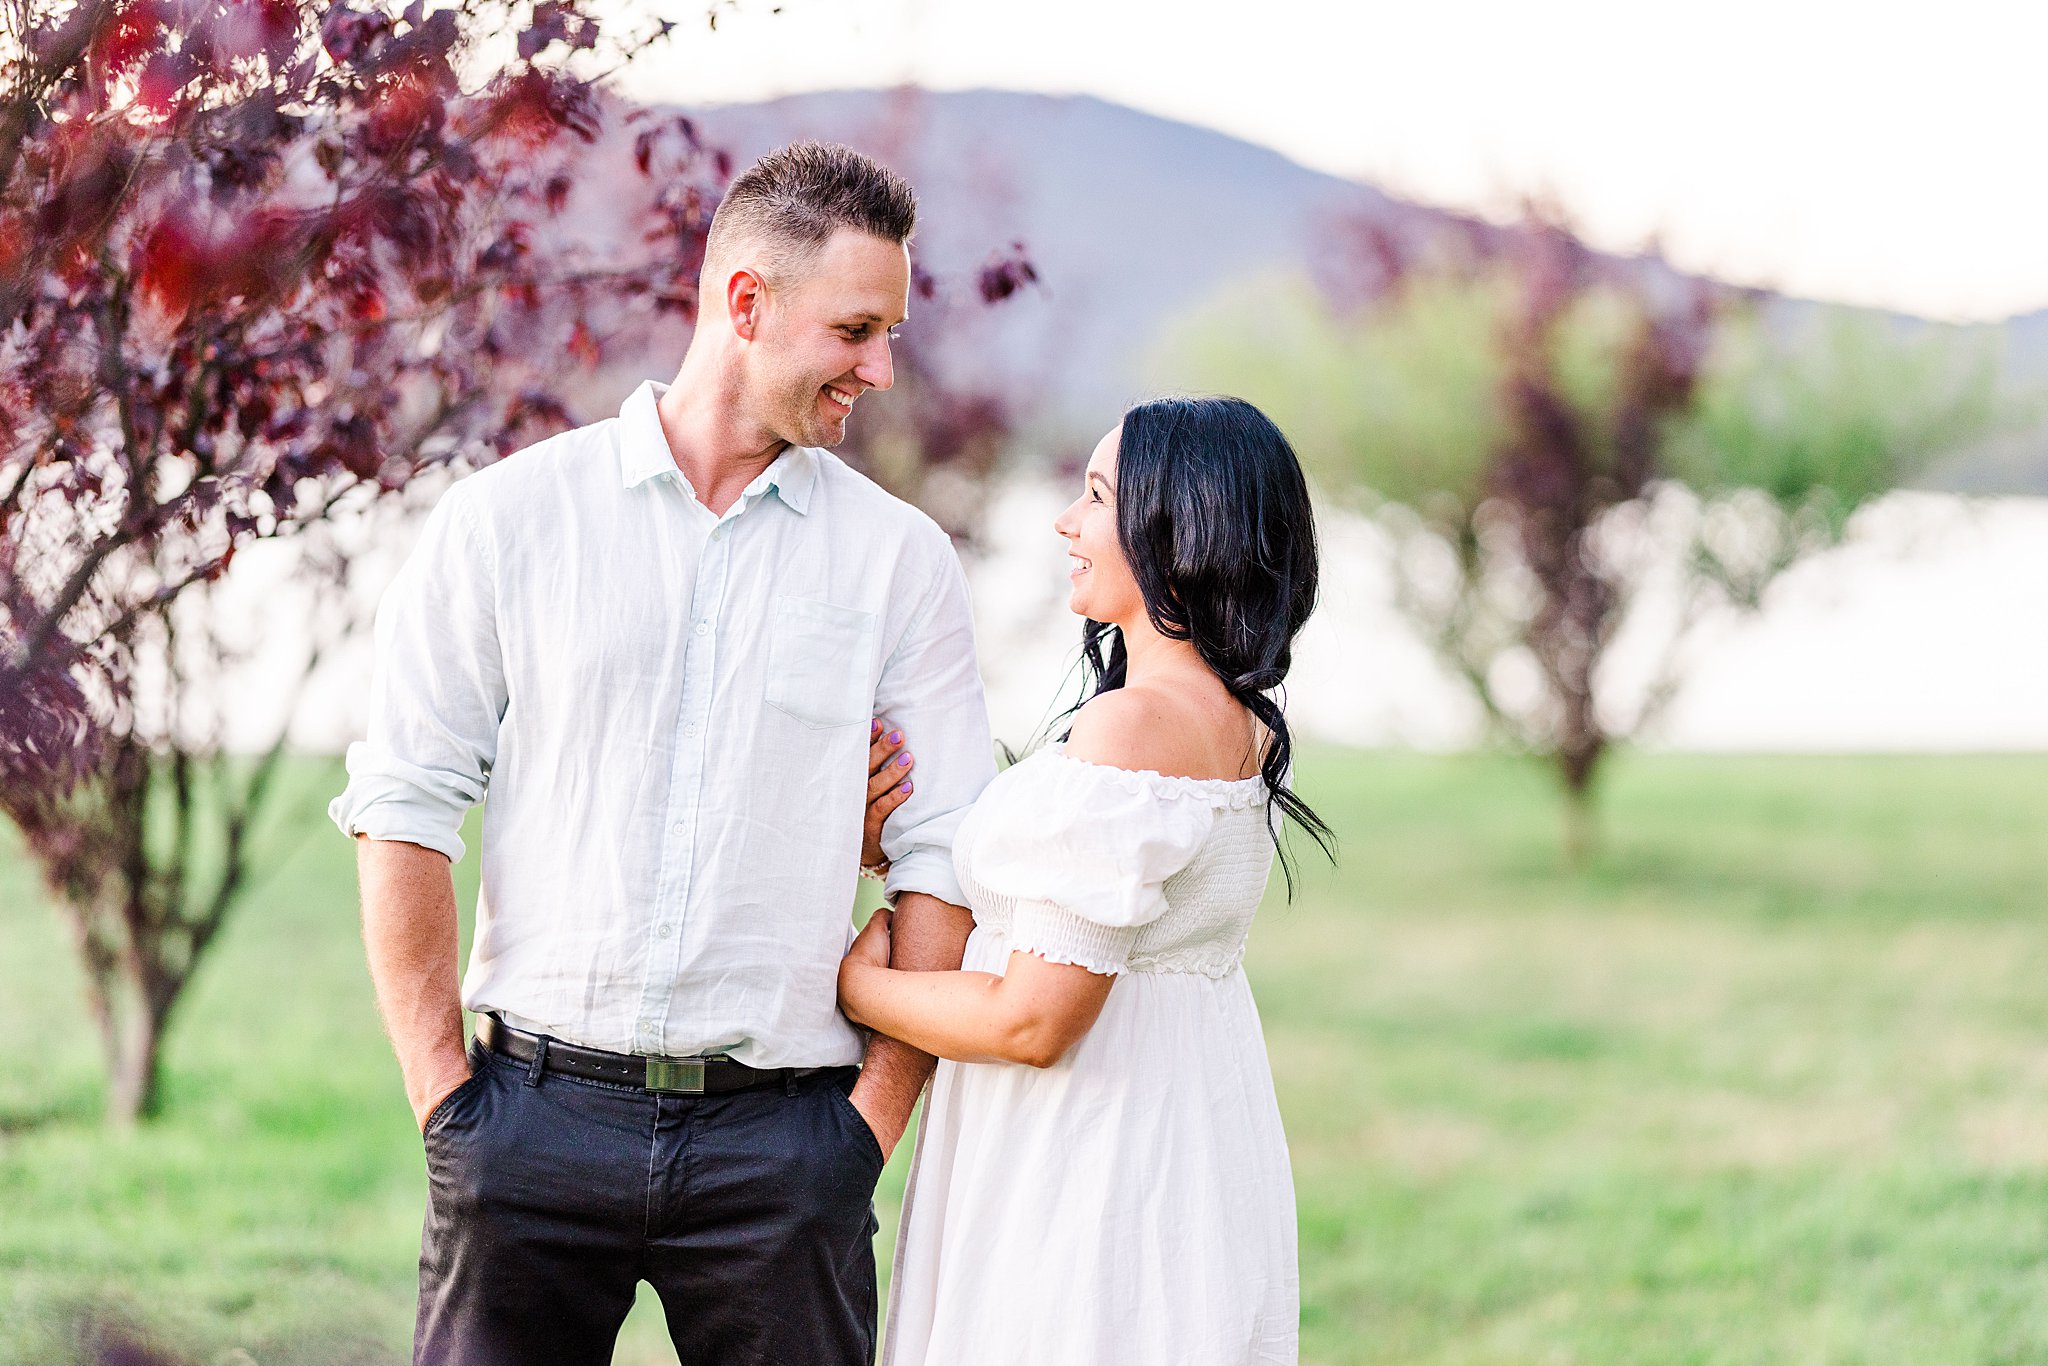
left=4, top=751, right=2048, bottom=1363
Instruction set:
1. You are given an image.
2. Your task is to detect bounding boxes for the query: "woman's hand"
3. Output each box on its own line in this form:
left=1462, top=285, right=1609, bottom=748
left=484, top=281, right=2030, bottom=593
left=839, top=908, right=893, bottom=1027
left=862, top=719, right=915, bottom=872
left=846, top=907, right=892, bottom=970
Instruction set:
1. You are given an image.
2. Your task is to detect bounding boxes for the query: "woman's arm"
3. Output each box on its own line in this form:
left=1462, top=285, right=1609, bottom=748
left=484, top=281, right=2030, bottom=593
left=838, top=911, right=1114, bottom=1069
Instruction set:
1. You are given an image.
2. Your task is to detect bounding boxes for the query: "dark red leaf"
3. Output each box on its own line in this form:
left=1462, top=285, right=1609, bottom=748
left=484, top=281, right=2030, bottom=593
left=363, top=67, right=448, bottom=158
left=517, top=4, right=569, bottom=59
left=134, top=205, right=210, bottom=318
left=135, top=48, right=201, bottom=117
left=91, top=0, right=171, bottom=83
left=320, top=5, right=391, bottom=65
left=566, top=320, right=600, bottom=368
left=976, top=246, right=1038, bottom=304
left=35, top=126, right=134, bottom=252
left=485, top=68, right=602, bottom=147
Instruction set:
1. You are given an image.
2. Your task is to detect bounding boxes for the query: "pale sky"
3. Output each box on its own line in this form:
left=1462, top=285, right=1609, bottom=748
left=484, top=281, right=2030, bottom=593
left=607, top=0, right=2048, bottom=323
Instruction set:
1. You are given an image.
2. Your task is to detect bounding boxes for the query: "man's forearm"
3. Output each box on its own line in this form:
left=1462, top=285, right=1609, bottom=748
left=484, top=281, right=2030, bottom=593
left=355, top=835, right=470, bottom=1127
left=849, top=889, right=972, bottom=1155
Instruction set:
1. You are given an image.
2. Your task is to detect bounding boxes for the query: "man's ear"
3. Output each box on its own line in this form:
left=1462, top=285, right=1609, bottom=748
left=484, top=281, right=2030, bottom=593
left=725, top=267, right=766, bottom=341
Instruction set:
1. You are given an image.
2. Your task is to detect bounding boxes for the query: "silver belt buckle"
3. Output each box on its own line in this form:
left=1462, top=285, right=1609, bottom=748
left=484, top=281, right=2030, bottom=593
left=644, top=1056, right=709, bottom=1094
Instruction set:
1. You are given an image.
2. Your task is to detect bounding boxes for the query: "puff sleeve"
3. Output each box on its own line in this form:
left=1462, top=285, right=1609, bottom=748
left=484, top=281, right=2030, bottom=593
left=966, top=752, right=1221, bottom=974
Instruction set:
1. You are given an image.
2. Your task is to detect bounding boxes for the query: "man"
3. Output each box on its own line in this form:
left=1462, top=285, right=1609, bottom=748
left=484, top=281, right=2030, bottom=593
left=328, top=142, right=995, bottom=1365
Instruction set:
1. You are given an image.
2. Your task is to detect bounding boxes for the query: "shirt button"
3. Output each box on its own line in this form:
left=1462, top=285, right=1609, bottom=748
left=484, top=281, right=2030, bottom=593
left=638, top=1019, right=655, bottom=1035
left=657, top=924, right=673, bottom=939
left=672, top=821, right=685, bottom=835
left=695, top=622, right=709, bottom=636
left=684, top=723, right=699, bottom=737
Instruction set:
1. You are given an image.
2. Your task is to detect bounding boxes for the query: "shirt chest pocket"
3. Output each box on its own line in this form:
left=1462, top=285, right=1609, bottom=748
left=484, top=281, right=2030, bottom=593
left=765, top=595, right=880, bottom=729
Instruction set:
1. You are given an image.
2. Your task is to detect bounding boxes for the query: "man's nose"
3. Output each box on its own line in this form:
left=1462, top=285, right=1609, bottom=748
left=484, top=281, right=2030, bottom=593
left=855, top=336, right=894, bottom=392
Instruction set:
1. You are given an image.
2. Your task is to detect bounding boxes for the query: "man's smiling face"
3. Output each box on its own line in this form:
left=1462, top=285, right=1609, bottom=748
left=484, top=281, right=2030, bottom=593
left=744, top=227, right=909, bottom=450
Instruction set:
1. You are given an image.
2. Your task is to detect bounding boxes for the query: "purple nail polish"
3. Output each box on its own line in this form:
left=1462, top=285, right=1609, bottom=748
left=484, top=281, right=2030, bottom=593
left=896, top=753, right=911, bottom=766
left=888, top=730, right=902, bottom=744
left=898, top=781, right=912, bottom=793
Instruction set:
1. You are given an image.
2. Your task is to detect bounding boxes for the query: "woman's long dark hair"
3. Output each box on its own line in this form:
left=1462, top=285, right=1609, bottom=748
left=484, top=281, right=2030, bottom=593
left=1055, top=395, right=1336, bottom=895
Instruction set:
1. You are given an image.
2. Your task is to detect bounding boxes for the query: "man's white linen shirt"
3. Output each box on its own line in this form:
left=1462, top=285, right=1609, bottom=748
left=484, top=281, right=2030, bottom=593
left=329, top=380, right=997, bottom=1067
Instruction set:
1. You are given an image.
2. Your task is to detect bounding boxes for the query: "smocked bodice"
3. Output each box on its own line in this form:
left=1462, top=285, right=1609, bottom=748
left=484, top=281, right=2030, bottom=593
left=950, top=744, right=1276, bottom=977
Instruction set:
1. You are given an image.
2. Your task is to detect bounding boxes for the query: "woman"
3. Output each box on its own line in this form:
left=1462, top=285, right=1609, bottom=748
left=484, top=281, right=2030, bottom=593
left=840, top=395, right=1334, bottom=1366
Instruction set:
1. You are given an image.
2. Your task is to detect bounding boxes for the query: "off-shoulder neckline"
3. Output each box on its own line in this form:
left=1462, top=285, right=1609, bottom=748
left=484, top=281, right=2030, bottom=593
left=1038, top=741, right=1269, bottom=807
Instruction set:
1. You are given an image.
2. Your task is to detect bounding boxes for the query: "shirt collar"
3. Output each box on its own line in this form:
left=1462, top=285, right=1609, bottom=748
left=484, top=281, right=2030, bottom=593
left=618, top=380, right=817, bottom=516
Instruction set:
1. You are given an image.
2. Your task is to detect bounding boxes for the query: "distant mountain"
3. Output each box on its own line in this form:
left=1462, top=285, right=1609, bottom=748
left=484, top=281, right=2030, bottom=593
left=563, top=87, right=2048, bottom=493
left=678, top=88, right=1456, bottom=434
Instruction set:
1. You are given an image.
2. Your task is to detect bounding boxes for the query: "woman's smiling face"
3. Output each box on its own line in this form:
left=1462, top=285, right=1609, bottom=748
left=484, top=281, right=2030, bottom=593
left=1053, top=426, right=1143, bottom=625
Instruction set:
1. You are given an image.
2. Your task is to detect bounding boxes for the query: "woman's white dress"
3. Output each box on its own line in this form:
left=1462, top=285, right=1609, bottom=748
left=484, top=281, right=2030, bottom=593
left=881, top=743, right=1299, bottom=1366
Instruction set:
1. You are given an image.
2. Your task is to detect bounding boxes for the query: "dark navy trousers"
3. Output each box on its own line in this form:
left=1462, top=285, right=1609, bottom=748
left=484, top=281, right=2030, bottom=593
left=415, top=1036, right=884, bottom=1365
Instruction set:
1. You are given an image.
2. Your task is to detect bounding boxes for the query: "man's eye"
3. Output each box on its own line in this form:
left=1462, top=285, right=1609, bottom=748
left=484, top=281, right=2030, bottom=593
left=1089, top=489, right=1103, bottom=504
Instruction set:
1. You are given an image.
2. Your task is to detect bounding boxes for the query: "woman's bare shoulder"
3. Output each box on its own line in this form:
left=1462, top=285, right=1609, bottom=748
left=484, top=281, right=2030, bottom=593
left=1066, top=683, right=1251, bottom=782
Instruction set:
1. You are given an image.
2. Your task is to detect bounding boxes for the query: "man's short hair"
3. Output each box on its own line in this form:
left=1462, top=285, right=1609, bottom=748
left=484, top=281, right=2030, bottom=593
left=704, top=142, right=917, bottom=286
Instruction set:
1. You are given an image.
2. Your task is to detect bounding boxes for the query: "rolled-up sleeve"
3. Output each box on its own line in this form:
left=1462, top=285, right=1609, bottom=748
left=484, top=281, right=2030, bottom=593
left=327, top=487, right=504, bottom=863
left=876, top=541, right=997, bottom=908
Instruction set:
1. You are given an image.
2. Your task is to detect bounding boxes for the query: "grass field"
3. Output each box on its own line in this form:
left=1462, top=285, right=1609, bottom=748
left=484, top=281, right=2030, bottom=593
left=4, top=749, right=2048, bottom=1364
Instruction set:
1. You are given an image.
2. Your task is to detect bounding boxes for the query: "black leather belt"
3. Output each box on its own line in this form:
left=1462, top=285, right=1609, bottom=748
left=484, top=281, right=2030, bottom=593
left=477, top=1014, right=829, bottom=1095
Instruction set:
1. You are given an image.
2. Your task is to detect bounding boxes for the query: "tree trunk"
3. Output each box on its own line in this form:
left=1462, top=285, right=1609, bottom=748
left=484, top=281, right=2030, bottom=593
left=71, top=896, right=170, bottom=1126
left=83, top=946, right=167, bottom=1126
left=1561, top=781, right=1599, bottom=873
left=1556, top=740, right=1607, bottom=872
left=105, top=985, right=163, bottom=1126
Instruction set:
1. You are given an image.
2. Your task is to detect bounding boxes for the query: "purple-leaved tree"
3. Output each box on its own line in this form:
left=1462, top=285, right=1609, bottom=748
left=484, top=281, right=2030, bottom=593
left=0, top=0, right=724, bottom=1122
left=1170, top=204, right=2006, bottom=864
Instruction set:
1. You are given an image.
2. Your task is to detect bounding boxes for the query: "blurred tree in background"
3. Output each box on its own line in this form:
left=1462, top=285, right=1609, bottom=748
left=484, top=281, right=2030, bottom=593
left=1164, top=209, right=2011, bottom=862
left=0, top=0, right=716, bottom=1123
left=836, top=247, right=1036, bottom=547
